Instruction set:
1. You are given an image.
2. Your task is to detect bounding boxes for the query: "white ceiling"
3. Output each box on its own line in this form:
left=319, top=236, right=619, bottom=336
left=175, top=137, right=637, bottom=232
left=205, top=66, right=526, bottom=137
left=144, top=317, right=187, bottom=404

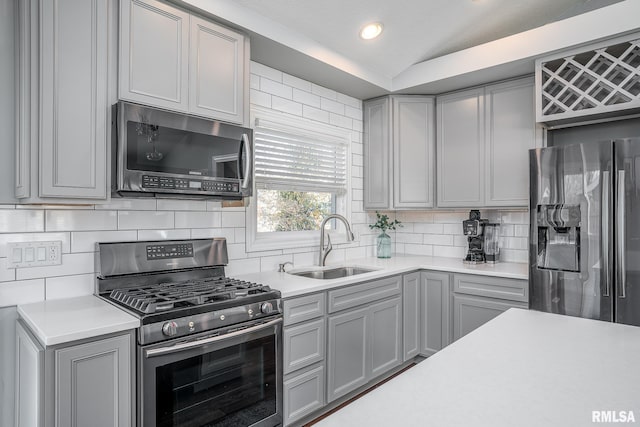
left=182, top=0, right=637, bottom=98
left=232, top=0, right=620, bottom=79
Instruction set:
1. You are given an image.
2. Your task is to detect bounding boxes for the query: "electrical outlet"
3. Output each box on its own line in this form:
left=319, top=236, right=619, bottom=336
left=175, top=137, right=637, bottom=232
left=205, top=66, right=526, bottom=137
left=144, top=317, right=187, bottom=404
left=7, top=241, right=62, bottom=268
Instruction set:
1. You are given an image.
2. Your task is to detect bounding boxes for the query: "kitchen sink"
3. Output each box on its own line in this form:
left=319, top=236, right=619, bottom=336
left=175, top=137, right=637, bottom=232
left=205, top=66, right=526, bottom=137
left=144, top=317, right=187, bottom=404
left=288, top=266, right=377, bottom=280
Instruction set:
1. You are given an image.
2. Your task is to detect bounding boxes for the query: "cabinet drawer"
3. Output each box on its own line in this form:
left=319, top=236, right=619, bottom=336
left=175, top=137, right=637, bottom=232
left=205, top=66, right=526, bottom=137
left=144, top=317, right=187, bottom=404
left=283, top=319, right=325, bottom=375
left=283, top=363, right=325, bottom=426
left=453, top=294, right=528, bottom=341
left=328, top=275, right=401, bottom=313
left=284, top=293, right=325, bottom=325
left=453, top=274, right=528, bottom=302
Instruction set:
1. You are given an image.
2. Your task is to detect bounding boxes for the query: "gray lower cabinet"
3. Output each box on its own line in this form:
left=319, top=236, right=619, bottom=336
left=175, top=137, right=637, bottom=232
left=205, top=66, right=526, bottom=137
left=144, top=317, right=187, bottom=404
left=282, top=293, right=327, bottom=426
left=452, top=294, right=528, bottom=340
left=420, top=271, right=452, bottom=356
left=15, top=321, right=134, bottom=427
left=327, top=295, right=402, bottom=403
left=402, top=272, right=420, bottom=361
left=283, top=363, right=325, bottom=426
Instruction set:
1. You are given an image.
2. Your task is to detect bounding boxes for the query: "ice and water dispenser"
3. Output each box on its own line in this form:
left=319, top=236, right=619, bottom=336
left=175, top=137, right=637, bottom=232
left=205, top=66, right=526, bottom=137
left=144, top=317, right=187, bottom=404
left=536, top=204, right=581, bottom=272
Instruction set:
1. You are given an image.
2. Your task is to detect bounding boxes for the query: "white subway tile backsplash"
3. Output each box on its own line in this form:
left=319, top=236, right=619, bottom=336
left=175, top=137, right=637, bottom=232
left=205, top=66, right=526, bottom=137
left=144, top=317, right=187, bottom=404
left=432, top=245, right=465, bottom=258
left=0, top=210, right=45, bottom=233
left=442, top=224, right=460, bottom=235
left=206, top=201, right=223, bottom=211
left=500, top=249, right=528, bottom=263
left=272, top=96, right=303, bottom=116
left=227, top=243, right=248, bottom=260
left=0, top=259, right=16, bottom=282
left=345, top=105, right=362, bottom=120
left=221, top=211, right=245, bottom=228
left=424, top=234, right=454, bottom=246
left=311, top=84, right=337, bottom=100
left=433, top=211, right=468, bottom=223
left=514, top=225, right=529, bottom=237
left=395, top=233, right=423, bottom=244
left=352, top=154, right=363, bottom=167
left=345, top=246, right=366, bottom=260
left=329, top=113, right=352, bottom=129
left=292, top=88, right=321, bottom=108
left=413, top=223, right=443, bottom=234
left=16, top=252, right=95, bottom=281
left=226, top=258, right=261, bottom=277
left=71, top=230, right=138, bottom=253
left=250, top=73, right=260, bottom=89
left=118, top=211, right=174, bottom=230
left=157, top=199, right=207, bottom=211
left=260, top=78, right=293, bottom=99
left=46, top=210, right=117, bottom=231
left=251, top=62, right=283, bottom=82
left=234, top=228, right=246, bottom=243
left=174, top=212, right=220, bottom=229
left=302, top=105, right=330, bottom=123
left=320, top=97, right=345, bottom=115
left=250, top=89, right=271, bottom=108
left=45, top=273, right=94, bottom=300
left=260, top=254, right=293, bottom=272
left=95, top=198, right=156, bottom=211
left=0, top=279, right=45, bottom=307
left=404, top=244, right=433, bottom=256
left=190, top=228, right=235, bottom=242
left=283, top=74, right=312, bottom=92
left=453, top=235, right=468, bottom=247
left=293, top=251, right=316, bottom=267
left=336, top=93, right=361, bottom=109
left=138, top=229, right=191, bottom=241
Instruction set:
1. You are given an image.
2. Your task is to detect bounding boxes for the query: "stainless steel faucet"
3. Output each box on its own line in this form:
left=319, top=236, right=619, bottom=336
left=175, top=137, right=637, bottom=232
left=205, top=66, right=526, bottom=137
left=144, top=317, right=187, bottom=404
left=319, top=214, right=355, bottom=266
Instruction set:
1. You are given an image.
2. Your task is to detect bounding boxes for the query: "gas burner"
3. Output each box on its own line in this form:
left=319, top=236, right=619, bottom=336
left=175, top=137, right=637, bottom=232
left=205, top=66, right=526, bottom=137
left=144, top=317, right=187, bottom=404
left=108, top=277, right=272, bottom=314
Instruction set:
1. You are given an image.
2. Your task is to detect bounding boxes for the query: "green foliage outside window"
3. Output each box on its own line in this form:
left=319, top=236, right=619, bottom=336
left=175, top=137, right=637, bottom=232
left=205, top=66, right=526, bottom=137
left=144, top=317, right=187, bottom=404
left=257, top=189, right=334, bottom=232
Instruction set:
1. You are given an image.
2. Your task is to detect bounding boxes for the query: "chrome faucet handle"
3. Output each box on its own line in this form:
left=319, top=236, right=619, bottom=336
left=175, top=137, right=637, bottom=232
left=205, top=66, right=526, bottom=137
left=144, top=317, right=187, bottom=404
left=278, top=262, right=293, bottom=273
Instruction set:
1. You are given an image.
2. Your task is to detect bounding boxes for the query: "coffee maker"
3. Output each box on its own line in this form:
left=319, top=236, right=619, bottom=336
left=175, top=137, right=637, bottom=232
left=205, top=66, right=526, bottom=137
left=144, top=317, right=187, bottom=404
left=462, top=210, right=488, bottom=264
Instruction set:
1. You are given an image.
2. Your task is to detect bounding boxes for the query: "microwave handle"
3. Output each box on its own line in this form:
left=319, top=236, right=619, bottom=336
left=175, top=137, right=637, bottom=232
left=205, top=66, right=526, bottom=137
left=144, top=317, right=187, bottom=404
left=241, top=133, right=253, bottom=190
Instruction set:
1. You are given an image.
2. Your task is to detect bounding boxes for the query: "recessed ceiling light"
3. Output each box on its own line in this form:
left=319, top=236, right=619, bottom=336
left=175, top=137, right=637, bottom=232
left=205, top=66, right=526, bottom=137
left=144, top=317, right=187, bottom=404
left=359, top=22, right=383, bottom=40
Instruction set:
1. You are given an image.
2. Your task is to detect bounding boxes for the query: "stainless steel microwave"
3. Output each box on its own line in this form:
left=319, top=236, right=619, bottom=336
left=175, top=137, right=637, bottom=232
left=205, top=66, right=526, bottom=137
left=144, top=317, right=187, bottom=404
left=112, top=102, right=253, bottom=199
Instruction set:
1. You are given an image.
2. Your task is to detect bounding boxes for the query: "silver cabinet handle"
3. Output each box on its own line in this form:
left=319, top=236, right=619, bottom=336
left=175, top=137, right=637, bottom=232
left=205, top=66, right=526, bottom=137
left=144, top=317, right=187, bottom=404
left=617, top=170, right=627, bottom=299
left=144, top=318, right=282, bottom=358
left=241, top=133, right=253, bottom=190
left=602, top=171, right=610, bottom=297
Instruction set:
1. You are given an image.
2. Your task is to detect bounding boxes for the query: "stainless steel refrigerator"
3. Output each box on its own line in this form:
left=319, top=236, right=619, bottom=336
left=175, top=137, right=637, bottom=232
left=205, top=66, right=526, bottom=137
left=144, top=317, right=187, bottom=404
left=529, top=138, right=640, bottom=326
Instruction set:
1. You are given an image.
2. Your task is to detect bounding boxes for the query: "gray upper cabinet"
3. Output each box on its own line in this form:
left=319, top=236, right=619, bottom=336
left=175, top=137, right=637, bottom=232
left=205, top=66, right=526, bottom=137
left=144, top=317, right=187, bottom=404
left=436, top=77, right=537, bottom=208
left=16, top=0, right=113, bottom=203
left=363, top=97, right=391, bottom=209
left=119, top=0, right=190, bottom=112
left=364, top=96, right=435, bottom=210
left=436, top=87, right=485, bottom=207
left=15, top=321, right=134, bottom=427
left=484, top=77, right=537, bottom=206
left=120, top=0, right=248, bottom=124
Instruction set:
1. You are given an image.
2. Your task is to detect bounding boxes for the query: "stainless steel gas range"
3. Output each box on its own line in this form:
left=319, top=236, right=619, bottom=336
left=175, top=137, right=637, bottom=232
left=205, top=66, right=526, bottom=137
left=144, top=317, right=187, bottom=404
left=96, top=238, right=283, bottom=427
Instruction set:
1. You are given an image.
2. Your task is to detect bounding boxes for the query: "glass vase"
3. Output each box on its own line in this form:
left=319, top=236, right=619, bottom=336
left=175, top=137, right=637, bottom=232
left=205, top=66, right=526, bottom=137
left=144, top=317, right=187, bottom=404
left=376, top=232, right=392, bottom=259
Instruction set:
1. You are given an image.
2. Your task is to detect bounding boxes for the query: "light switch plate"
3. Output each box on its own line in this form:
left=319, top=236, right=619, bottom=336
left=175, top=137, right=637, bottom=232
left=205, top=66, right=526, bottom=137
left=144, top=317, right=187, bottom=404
left=7, top=241, right=62, bottom=268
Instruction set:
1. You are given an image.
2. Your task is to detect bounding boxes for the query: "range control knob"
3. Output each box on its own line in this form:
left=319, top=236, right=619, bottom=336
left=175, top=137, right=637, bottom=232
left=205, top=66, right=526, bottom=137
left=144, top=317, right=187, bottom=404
left=162, top=321, right=178, bottom=337
left=260, top=302, right=274, bottom=314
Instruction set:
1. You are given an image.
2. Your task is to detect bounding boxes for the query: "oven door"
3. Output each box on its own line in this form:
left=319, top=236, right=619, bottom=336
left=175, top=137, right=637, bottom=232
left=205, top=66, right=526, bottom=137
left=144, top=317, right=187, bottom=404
left=140, top=318, right=282, bottom=427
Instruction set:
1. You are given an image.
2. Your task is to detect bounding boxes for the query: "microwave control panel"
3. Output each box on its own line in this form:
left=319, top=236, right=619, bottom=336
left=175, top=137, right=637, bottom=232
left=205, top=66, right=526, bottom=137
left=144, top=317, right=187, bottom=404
left=141, top=175, right=239, bottom=193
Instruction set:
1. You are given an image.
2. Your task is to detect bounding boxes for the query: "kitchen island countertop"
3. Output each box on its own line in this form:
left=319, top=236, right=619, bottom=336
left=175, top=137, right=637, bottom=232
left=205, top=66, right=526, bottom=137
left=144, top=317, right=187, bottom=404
left=314, top=308, right=640, bottom=427
left=234, top=254, right=528, bottom=298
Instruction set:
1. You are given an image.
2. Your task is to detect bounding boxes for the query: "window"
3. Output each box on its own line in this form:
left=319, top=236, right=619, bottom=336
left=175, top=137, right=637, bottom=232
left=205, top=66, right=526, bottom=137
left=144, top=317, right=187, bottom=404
left=247, top=107, right=351, bottom=251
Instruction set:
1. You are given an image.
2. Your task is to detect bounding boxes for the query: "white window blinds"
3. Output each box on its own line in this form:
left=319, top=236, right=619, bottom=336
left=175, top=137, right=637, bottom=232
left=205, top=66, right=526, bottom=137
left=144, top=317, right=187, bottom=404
left=254, top=117, right=348, bottom=194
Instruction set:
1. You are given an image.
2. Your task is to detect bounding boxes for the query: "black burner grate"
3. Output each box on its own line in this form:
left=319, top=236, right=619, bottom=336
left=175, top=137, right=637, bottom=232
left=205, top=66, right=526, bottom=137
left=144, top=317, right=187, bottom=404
left=108, top=277, right=271, bottom=314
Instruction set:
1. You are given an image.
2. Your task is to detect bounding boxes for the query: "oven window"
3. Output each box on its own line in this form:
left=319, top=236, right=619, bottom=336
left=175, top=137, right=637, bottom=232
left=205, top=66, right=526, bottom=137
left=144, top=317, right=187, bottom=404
left=126, top=121, right=241, bottom=179
left=155, top=335, right=276, bottom=427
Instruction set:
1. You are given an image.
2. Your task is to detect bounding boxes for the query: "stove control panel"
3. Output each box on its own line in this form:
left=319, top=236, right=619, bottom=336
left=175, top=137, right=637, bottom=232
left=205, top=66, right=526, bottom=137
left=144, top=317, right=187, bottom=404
left=146, top=243, right=194, bottom=260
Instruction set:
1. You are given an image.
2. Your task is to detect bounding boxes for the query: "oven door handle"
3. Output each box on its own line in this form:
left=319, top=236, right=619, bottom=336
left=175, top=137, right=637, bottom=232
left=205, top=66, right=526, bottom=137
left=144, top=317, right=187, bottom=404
left=144, top=318, right=282, bottom=358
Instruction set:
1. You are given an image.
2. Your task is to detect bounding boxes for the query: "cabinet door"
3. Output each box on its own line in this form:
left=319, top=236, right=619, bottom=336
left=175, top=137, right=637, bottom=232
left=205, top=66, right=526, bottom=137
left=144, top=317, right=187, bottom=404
left=327, top=307, right=368, bottom=402
left=452, top=294, right=527, bottom=341
left=55, top=334, right=132, bottom=427
left=16, top=321, right=44, bottom=427
left=393, top=97, right=435, bottom=208
left=436, top=88, right=485, bottom=207
left=283, top=363, right=325, bottom=426
left=39, top=0, right=109, bottom=199
left=369, top=297, right=402, bottom=378
left=485, top=77, right=537, bottom=206
left=283, top=318, right=325, bottom=374
left=363, top=97, right=391, bottom=210
left=189, top=15, right=245, bottom=123
left=402, top=272, right=420, bottom=361
left=119, top=0, right=189, bottom=112
left=421, top=272, right=451, bottom=356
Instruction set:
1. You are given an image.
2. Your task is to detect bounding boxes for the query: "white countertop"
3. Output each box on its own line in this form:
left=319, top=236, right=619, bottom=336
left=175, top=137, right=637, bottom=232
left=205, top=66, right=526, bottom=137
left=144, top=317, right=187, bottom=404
left=17, top=295, right=140, bottom=346
left=315, top=309, right=640, bottom=427
left=234, top=255, right=528, bottom=299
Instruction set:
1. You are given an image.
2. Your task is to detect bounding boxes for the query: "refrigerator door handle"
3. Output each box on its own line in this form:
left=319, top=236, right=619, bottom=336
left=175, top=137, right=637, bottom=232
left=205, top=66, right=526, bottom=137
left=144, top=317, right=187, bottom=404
left=617, top=169, right=627, bottom=299
left=602, top=171, right=610, bottom=297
